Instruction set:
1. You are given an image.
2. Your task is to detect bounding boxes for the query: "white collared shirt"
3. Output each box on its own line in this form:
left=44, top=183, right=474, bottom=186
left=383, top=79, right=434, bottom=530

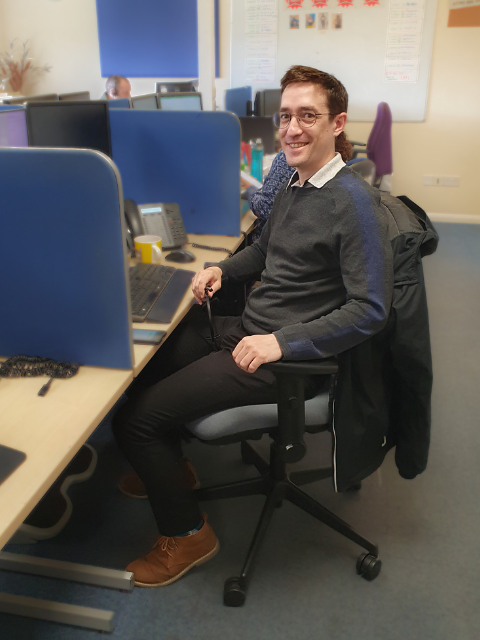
left=287, top=152, right=346, bottom=190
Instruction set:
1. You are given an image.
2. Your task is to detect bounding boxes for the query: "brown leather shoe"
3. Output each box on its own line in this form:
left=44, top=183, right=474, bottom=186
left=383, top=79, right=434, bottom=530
left=118, top=458, right=200, bottom=499
left=126, top=515, right=219, bottom=587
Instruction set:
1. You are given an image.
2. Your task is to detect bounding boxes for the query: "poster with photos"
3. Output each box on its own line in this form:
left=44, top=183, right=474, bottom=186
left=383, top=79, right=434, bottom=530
left=332, top=13, right=343, bottom=29
left=290, top=14, right=300, bottom=28
left=306, top=13, right=316, bottom=27
left=318, top=12, right=329, bottom=30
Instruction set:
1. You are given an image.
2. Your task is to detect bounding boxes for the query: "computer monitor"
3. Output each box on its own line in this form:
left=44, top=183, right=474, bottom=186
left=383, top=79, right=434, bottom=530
left=26, top=101, right=112, bottom=157
left=3, top=93, right=59, bottom=105
left=130, top=94, right=159, bottom=110
left=0, top=109, right=28, bottom=147
left=59, top=91, right=91, bottom=101
left=157, top=92, right=202, bottom=111
left=254, top=89, right=282, bottom=117
left=225, top=86, right=253, bottom=117
left=238, top=116, right=275, bottom=155
left=155, top=81, right=197, bottom=94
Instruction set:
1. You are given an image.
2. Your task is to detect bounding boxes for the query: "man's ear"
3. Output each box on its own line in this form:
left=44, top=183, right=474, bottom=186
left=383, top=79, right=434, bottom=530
left=333, top=112, right=347, bottom=137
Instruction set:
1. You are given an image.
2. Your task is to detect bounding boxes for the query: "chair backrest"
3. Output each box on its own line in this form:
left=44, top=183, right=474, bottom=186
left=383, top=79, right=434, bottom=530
left=348, top=159, right=376, bottom=186
left=367, top=102, right=392, bottom=178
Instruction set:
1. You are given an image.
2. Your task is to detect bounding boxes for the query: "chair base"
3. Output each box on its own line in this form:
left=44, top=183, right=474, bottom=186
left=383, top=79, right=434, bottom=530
left=195, top=440, right=380, bottom=606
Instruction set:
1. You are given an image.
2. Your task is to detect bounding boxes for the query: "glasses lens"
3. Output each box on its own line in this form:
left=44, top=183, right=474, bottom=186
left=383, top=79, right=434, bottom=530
left=273, top=112, right=291, bottom=129
left=299, top=112, right=317, bottom=127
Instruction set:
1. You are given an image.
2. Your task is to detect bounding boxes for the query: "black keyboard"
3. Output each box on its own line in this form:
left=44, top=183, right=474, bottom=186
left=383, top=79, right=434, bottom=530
left=129, top=263, right=195, bottom=323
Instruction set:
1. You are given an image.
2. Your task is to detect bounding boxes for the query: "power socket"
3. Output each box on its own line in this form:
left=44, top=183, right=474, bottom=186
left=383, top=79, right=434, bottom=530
left=438, top=176, right=460, bottom=187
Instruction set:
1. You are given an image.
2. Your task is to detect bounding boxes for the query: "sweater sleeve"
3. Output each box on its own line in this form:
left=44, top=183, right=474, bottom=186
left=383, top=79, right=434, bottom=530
left=249, top=151, right=295, bottom=241
left=274, top=184, right=393, bottom=360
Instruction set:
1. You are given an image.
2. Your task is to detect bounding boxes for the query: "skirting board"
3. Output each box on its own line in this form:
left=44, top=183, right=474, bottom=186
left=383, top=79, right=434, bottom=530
left=428, top=213, right=480, bottom=224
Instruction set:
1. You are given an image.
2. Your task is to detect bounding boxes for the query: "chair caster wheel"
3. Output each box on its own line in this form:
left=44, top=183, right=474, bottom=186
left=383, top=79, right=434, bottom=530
left=356, top=552, right=381, bottom=581
left=223, top=577, right=246, bottom=607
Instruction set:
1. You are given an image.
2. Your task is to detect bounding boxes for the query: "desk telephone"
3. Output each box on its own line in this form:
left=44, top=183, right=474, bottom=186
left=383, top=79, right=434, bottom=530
left=124, top=200, right=188, bottom=252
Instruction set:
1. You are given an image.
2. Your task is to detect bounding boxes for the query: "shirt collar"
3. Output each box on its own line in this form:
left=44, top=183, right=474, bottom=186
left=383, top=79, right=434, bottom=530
left=286, top=152, right=346, bottom=190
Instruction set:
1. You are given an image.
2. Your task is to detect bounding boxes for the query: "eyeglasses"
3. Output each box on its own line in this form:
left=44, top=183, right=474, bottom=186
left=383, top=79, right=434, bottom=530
left=273, top=111, right=334, bottom=129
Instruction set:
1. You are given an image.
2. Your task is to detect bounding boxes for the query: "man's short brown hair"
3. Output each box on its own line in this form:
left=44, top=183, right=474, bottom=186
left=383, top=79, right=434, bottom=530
left=280, top=65, right=348, bottom=116
left=280, top=66, right=352, bottom=161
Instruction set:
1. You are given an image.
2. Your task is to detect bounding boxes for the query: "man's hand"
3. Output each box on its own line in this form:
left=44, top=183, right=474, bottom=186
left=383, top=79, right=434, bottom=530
left=191, top=266, right=223, bottom=304
left=232, top=334, right=282, bottom=373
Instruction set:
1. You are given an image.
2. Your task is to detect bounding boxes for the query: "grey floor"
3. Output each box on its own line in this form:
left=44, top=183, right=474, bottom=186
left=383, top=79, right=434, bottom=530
left=1, top=221, right=479, bottom=640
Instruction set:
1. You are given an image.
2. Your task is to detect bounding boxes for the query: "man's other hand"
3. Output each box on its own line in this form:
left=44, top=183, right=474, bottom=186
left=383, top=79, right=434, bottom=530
left=191, top=267, right=223, bottom=304
left=232, top=334, right=282, bottom=373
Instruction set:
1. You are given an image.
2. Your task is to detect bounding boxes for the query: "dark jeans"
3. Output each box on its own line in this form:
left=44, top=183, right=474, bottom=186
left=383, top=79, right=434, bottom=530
left=112, top=305, right=320, bottom=536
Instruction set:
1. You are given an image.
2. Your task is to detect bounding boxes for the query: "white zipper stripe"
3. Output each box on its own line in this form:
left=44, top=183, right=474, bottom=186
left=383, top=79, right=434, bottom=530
left=332, top=397, right=338, bottom=493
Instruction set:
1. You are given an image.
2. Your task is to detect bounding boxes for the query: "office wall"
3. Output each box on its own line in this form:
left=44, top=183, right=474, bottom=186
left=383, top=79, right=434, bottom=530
left=1, top=0, right=478, bottom=216
left=345, top=0, right=479, bottom=216
left=0, top=0, right=231, bottom=102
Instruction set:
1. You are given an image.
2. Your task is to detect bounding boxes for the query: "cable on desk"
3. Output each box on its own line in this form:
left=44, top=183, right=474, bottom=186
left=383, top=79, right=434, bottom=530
left=0, top=356, right=80, bottom=397
left=190, top=243, right=233, bottom=258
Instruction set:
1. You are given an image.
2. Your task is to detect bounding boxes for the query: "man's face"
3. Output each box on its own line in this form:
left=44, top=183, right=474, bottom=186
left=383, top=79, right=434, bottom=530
left=115, top=79, right=131, bottom=99
left=279, top=82, right=346, bottom=183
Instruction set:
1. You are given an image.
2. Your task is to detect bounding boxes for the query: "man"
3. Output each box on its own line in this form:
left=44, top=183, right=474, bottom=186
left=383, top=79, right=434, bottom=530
left=112, top=66, right=393, bottom=588
left=100, top=75, right=131, bottom=100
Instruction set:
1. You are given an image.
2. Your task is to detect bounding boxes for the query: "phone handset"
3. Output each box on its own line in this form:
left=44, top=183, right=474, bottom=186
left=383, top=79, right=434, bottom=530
left=124, top=199, right=145, bottom=251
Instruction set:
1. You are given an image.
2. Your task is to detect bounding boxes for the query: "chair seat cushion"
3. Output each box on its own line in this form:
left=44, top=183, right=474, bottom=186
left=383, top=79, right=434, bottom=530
left=187, top=389, right=330, bottom=441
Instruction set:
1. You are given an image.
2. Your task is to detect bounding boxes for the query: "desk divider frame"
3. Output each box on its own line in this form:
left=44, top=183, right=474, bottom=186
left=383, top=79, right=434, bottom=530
left=0, top=147, right=133, bottom=369
left=109, top=109, right=241, bottom=237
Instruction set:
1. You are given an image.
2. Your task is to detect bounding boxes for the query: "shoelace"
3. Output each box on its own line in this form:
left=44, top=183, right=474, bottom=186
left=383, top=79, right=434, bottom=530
left=154, top=536, right=177, bottom=557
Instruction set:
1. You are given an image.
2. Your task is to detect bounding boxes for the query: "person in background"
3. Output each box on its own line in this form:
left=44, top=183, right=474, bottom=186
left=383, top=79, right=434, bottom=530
left=100, top=75, right=131, bottom=100
left=243, top=127, right=352, bottom=241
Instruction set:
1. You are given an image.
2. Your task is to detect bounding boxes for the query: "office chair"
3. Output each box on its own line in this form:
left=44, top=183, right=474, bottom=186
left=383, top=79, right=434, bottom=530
left=349, top=102, right=392, bottom=191
left=187, top=357, right=381, bottom=607
left=348, top=158, right=376, bottom=186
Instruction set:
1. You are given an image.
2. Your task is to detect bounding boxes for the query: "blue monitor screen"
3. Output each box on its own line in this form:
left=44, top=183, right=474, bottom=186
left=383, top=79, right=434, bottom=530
left=0, top=109, right=28, bottom=147
left=130, top=95, right=158, bottom=110
left=158, top=94, right=202, bottom=111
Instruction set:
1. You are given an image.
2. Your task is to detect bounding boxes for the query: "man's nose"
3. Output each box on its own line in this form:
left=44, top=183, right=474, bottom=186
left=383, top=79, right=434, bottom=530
left=287, top=116, right=302, bottom=135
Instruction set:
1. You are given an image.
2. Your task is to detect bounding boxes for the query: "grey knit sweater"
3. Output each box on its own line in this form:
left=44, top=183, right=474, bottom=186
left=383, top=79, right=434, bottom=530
left=219, top=166, right=393, bottom=360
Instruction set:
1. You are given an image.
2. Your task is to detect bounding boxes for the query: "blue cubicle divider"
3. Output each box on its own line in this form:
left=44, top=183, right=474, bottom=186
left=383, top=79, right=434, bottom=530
left=109, top=109, right=241, bottom=237
left=0, top=105, right=24, bottom=110
left=107, top=98, right=130, bottom=109
left=225, top=86, right=252, bottom=117
left=0, top=148, right=133, bottom=369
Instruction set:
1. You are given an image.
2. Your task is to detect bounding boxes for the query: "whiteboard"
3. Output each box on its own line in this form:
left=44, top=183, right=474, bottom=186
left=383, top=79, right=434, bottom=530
left=230, top=0, right=438, bottom=122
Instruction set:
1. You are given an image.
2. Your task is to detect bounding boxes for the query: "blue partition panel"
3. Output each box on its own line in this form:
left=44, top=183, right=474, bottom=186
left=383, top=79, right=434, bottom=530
left=0, top=105, right=24, bottom=110
left=107, top=98, right=131, bottom=109
left=109, top=110, right=241, bottom=237
left=225, top=86, right=252, bottom=117
left=0, top=148, right=133, bottom=369
left=96, top=0, right=219, bottom=78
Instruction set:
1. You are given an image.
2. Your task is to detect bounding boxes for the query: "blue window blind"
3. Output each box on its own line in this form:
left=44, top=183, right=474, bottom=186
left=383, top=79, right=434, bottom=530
left=96, top=0, right=219, bottom=78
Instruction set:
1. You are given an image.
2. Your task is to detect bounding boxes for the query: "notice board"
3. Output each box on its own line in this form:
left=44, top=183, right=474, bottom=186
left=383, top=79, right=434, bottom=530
left=230, top=0, right=438, bottom=122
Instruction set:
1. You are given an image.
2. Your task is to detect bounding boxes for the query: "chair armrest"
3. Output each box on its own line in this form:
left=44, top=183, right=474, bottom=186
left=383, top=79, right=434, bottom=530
left=262, top=358, right=338, bottom=376
left=349, top=141, right=366, bottom=147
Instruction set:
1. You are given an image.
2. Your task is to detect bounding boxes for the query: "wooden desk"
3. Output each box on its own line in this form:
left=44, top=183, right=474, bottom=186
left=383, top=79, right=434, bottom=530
left=0, top=215, right=255, bottom=551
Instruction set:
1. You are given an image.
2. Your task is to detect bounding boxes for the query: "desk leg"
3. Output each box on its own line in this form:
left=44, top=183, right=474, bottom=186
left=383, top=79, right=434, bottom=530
left=0, top=592, right=115, bottom=633
left=0, top=551, right=134, bottom=591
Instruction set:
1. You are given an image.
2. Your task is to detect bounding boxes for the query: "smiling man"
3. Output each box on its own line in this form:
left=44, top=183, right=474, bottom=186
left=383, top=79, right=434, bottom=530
left=112, top=66, right=393, bottom=588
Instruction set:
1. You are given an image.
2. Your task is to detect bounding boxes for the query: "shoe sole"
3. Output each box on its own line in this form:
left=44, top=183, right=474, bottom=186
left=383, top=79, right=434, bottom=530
left=133, top=540, right=220, bottom=588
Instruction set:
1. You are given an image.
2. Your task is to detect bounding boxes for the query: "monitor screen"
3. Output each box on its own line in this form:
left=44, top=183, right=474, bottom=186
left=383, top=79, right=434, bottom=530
left=26, top=101, right=112, bottom=157
left=158, top=93, right=202, bottom=112
left=130, top=94, right=158, bottom=110
left=59, top=92, right=91, bottom=101
left=0, top=109, right=28, bottom=147
left=156, top=81, right=197, bottom=94
left=255, top=89, right=282, bottom=117
left=4, top=94, right=59, bottom=105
